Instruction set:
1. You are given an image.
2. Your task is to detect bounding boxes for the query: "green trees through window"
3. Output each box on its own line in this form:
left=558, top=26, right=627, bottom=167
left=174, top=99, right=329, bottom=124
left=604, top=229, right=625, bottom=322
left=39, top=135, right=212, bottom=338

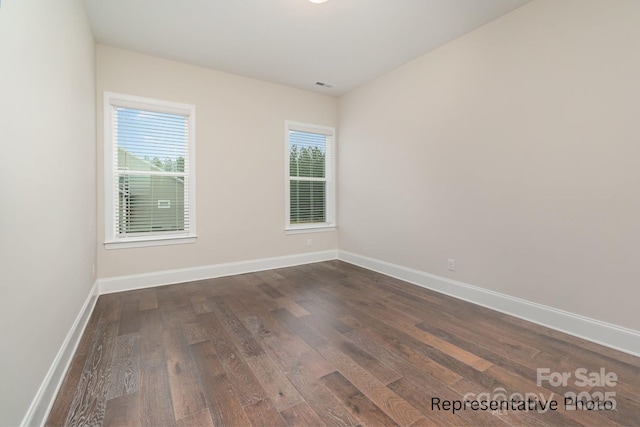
left=144, top=156, right=185, bottom=172
left=289, top=132, right=327, bottom=224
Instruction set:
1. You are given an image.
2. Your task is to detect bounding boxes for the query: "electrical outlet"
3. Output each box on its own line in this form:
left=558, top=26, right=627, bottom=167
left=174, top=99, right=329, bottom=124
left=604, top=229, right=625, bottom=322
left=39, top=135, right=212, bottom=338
left=307, top=239, right=313, bottom=247
left=92, top=263, right=96, bottom=277
left=447, top=259, right=455, bottom=271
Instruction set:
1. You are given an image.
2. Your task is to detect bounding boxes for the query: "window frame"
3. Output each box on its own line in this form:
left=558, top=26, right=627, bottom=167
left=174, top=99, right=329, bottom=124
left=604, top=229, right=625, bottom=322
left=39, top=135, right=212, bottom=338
left=104, top=92, right=197, bottom=249
left=284, top=120, right=336, bottom=234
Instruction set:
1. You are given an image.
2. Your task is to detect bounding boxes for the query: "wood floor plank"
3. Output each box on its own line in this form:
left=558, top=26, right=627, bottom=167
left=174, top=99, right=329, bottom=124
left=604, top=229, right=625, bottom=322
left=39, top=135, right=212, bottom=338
left=416, top=322, right=537, bottom=380
left=244, top=352, right=305, bottom=412
left=274, top=307, right=418, bottom=425
left=310, top=288, right=499, bottom=389
left=103, top=392, right=140, bottom=427
left=107, top=333, right=139, bottom=400
left=387, top=377, right=506, bottom=427
left=231, top=302, right=357, bottom=426
left=139, top=363, right=176, bottom=427
left=484, top=364, right=619, bottom=427
left=335, top=311, right=463, bottom=386
left=45, top=348, right=87, bottom=427
left=189, top=340, right=253, bottom=427
left=279, top=363, right=359, bottom=427
left=47, top=261, right=640, bottom=427
left=65, top=320, right=118, bottom=427
left=344, top=328, right=477, bottom=398
left=241, top=399, right=287, bottom=427
left=416, top=321, right=626, bottom=413
left=299, top=313, right=402, bottom=386
left=271, top=308, right=328, bottom=349
left=296, top=299, right=353, bottom=334
left=279, top=298, right=311, bottom=317
left=270, top=316, right=336, bottom=377
left=258, top=282, right=285, bottom=299
left=321, top=371, right=399, bottom=427
left=138, top=308, right=164, bottom=367
left=404, top=325, right=493, bottom=371
left=163, top=326, right=207, bottom=420
left=314, top=274, right=423, bottom=330
left=221, top=297, right=307, bottom=412
left=448, top=378, right=557, bottom=427
left=226, top=296, right=334, bottom=379
left=138, top=288, right=158, bottom=311
left=397, top=297, right=542, bottom=362
left=318, top=344, right=423, bottom=427
left=190, top=295, right=213, bottom=315
left=176, top=409, right=214, bottom=427
left=408, top=416, right=438, bottom=427
left=261, top=267, right=321, bottom=292
left=197, top=312, right=267, bottom=406
left=209, top=297, right=266, bottom=358
left=180, top=321, right=209, bottom=346
left=74, top=298, right=107, bottom=357
left=101, top=294, right=123, bottom=323
left=160, top=299, right=198, bottom=327
left=118, top=299, right=141, bottom=336
left=280, top=401, right=327, bottom=427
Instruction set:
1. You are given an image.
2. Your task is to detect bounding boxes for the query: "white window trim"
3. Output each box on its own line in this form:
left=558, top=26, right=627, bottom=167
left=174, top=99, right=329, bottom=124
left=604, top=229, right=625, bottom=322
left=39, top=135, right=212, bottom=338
left=103, top=92, right=197, bottom=249
left=285, top=120, right=336, bottom=233
left=285, top=225, right=336, bottom=235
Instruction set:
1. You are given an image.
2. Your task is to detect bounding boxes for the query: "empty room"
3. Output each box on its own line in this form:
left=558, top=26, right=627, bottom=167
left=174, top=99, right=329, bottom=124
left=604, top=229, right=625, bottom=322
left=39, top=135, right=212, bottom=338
left=2, top=0, right=640, bottom=426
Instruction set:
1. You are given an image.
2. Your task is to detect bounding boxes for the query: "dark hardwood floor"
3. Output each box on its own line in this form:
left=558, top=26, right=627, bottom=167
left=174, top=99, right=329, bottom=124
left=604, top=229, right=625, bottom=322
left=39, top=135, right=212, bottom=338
left=46, top=261, right=640, bottom=426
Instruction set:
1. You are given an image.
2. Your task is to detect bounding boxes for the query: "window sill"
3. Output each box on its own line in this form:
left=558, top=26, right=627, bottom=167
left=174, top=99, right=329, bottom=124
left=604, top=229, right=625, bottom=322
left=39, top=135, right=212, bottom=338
left=285, top=225, right=336, bottom=235
left=105, top=235, right=196, bottom=250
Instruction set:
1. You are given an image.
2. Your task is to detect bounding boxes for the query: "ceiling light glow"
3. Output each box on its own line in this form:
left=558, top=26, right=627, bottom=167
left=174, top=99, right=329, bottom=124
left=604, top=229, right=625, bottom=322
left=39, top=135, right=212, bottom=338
left=309, top=0, right=328, bottom=3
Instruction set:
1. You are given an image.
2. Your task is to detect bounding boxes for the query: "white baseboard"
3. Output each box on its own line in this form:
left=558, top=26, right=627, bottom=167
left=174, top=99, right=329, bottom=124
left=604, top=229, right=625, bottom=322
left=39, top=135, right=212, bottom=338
left=98, top=250, right=338, bottom=294
left=21, top=281, right=99, bottom=427
left=22, top=251, right=337, bottom=426
left=337, top=250, right=640, bottom=357
left=99, top=248, right=640, bottom=356
left=25, top=249, right=639, bottom=427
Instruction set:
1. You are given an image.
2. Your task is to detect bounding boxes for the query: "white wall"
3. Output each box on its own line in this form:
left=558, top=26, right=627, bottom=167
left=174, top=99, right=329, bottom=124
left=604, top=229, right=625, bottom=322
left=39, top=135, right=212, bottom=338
left=338, top=0, right=640, bottom=331
left=96, top=45, right=338, bottom=279
left=0, top=0, right=96, bottom=425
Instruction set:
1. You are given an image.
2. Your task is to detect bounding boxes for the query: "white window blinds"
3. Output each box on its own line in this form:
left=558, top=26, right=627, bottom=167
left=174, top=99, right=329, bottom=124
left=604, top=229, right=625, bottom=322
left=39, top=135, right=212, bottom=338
left=286, top=122, right=335, bottom=230
left=105, top=93, right=196, bottom=248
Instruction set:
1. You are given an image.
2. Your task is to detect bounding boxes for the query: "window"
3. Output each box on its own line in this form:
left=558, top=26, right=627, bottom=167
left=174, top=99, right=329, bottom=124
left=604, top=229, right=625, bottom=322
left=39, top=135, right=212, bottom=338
left=104, top=92, right=196, bottom=249
left=285, top=121, right=335, bottom=232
